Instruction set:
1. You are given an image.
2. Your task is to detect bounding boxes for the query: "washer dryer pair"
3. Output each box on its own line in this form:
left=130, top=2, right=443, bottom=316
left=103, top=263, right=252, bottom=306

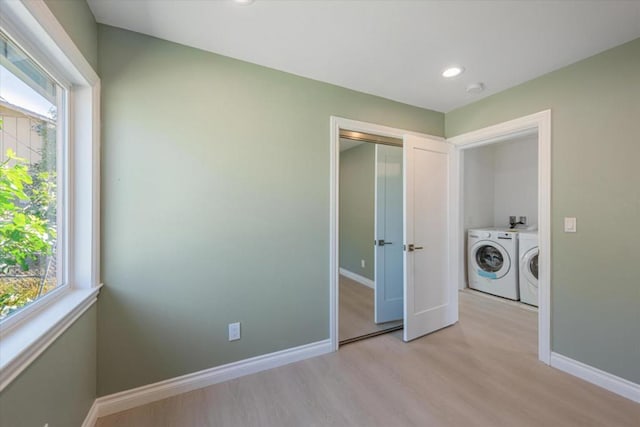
left=468, top=228, right=519, bottom=300
left=518, top=231, right=539, bottom=306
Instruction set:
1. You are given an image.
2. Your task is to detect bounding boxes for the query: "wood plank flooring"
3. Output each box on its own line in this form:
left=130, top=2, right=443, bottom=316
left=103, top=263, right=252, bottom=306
left=339, top=275, right=403, bottom=343
left=96, top=292, right=640, bottom=427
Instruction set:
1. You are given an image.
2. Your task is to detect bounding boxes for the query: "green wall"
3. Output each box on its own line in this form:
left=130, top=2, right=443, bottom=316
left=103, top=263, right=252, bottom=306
left=4, top=0, right=637, bottom=414
left=43, top=0, right=98, bottom=71
left=340, top=143, right=375, bottom=280
left=97, top=25, right=443, bottom=396
left=0, top=306, right=97, bottom=427
left=446, top=38, right=640, bottom=383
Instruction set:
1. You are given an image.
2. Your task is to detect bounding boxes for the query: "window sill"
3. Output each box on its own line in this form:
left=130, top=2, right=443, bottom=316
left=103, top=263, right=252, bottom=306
left=0, top=285, right=101, bottom=391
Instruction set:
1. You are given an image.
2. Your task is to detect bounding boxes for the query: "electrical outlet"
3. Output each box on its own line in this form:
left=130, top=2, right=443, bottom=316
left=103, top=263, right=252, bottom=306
left=228, top=322, right=241, bottom=341
left=519, top=216, right=527, bottom=225
left=361, top=259, right=365, bottom=268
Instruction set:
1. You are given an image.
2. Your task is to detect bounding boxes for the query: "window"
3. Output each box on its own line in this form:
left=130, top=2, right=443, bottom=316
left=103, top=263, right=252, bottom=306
left=0, top=30, right=66, bottom=320
left=0, top=0, right=100, bottom=391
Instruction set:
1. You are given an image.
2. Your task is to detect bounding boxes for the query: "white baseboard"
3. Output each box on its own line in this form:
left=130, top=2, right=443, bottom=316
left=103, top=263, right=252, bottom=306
left=339, top=268, right=374, bottom=289
left=81, top=400, right=99, bottom=427
left=85, top=339, right=332, bottom=423
left=550, top=352, right=640, bottom=403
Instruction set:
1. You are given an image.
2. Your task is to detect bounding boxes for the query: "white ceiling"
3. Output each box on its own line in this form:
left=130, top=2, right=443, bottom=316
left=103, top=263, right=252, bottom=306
left=87, top=0, right=640, bottom=113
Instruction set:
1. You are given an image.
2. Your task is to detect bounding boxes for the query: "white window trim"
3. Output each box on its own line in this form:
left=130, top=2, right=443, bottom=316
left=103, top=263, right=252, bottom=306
left=0, top=0, right=101, bottom=391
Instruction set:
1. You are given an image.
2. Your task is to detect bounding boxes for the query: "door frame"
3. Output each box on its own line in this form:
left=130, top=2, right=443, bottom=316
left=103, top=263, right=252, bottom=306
left=329, top=116, right=444, bottom=351
left=447, top=110, right=552, bottom=364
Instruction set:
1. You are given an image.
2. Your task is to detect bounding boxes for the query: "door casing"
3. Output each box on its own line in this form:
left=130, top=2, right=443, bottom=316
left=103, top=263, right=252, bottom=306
left=330, top=116, right=448, bottom=350
left=447, top=110, right=551, bottom=364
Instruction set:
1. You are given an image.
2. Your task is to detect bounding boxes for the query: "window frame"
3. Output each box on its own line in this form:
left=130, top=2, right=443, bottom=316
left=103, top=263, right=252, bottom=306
left=0, top=0, right=101, bottom=391
left=0, top=31, right=69, bottom=326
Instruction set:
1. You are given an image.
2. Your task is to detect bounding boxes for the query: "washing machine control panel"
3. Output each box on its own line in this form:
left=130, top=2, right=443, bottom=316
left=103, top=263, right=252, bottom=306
left=496, top=232, right=515, bottom=240
left=469, top=231, right=491, bottom=239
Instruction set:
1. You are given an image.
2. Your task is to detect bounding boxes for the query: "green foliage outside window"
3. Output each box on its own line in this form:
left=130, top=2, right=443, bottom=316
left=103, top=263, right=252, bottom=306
left=0, top=149, right=56, bottom=272
left=0, top=117, right=58, bottom=318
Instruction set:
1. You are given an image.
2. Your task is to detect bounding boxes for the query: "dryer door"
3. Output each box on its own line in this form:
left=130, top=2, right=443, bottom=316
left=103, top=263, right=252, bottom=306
left=523, top=248, right=539, bottom=288
left=471, top=241, right=511, bottom=279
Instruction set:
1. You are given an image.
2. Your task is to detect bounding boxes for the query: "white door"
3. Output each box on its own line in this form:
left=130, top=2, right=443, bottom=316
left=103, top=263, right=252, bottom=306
left=374, top=144, right=403, bottom=323
left=403, top=135, right=457, bottom=342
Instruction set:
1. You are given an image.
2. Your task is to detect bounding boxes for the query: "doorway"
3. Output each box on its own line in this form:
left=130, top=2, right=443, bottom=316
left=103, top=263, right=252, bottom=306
left=463, top=132, right=538, bottom=296
left=330, top=117, right=457, bottom=351
left=449, top=110, right=551, bottom=364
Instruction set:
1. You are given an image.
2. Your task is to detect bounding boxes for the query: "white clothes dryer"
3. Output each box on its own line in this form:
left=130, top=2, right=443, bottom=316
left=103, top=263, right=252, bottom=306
left=468, top=228, right=519, bottom=300
left=518, top=231, right=539, bottom=306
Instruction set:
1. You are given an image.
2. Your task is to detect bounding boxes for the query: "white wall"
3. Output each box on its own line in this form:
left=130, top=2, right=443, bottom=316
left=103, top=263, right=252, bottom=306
left=463, top=144, right=495, bottom=230
left=493, top=136, right=538, bottom=228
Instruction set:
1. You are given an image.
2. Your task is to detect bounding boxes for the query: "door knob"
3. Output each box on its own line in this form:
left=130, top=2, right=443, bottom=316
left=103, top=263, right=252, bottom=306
left=376, top=239, right=393, bottom=246
left=406, top=244, right=424, bottom=252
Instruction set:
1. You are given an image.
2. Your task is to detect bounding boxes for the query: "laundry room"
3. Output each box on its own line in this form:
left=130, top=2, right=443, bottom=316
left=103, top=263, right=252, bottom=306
left=463, top=133, right=539, bottom=307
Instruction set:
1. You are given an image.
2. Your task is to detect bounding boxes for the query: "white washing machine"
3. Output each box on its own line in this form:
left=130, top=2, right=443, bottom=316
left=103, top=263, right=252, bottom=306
left=468, top=228, right=519, bottom=300
left=518, top=231, right=539, bottom=306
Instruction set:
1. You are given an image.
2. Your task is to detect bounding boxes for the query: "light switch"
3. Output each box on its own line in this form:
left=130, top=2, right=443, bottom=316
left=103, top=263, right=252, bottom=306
left=564, top=217, right=577, bottom=233
left=228, top=322, right=241, bottom=341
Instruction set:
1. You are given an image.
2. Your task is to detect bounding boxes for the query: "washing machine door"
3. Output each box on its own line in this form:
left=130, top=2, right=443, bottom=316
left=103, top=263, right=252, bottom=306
left=523, top=247, right=539, bottom=288
left=471, top=241, right=511, bottom=279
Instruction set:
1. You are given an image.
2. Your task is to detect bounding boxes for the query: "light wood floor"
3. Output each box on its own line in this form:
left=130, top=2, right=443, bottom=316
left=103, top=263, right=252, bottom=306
left=339, top=275, right=403, bottom=343
left=96, top=292, right=640, bottom=427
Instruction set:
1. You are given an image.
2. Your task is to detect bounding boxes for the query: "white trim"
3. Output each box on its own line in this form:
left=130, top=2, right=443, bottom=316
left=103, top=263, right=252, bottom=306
left=81, top=400, right=99, bottom=427
left=0, top=285, right=69, bottom=333
left=330, top=117, right=340, bottom=352
left=550, top=352, right=640, bottom=403
left=447, top=116, right=541, bottom=147
left=1, top=0, right=98, bottom=86
left=332, top=117, right=445, bottom=142
left=339, top=268, right=374, bottom=289
left=91, top=339, right=332, bottom=420
left=70, top=82, right=101, bottom=289
left=0, top=1, right=94, bottom=87
left=330, top=116, right=443, bottom=351
left=0, top=286, right=101, bottom=391
left=91, top=82, right=101, bottom=284
left=447, top=110, right=552, bottom=365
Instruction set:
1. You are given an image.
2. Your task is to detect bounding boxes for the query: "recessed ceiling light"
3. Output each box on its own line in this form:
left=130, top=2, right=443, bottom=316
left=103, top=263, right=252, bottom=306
left=234, top=0, right=255, bottom=5
left=442, top=66, right=464, bottom=78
